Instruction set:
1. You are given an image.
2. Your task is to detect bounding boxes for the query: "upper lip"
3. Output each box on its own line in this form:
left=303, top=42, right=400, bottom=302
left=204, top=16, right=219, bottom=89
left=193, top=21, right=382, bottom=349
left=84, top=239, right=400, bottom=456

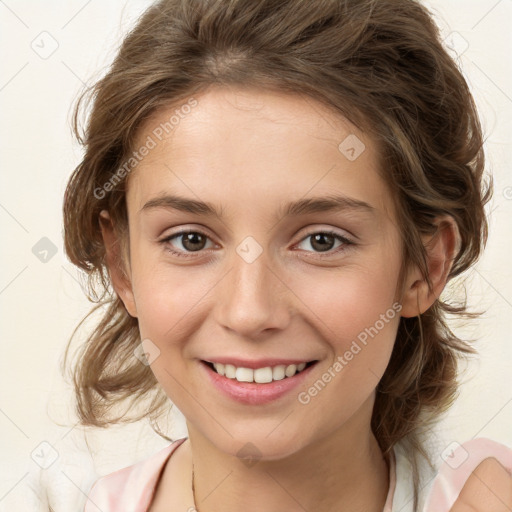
left=201, top=357, right=317, bottom=369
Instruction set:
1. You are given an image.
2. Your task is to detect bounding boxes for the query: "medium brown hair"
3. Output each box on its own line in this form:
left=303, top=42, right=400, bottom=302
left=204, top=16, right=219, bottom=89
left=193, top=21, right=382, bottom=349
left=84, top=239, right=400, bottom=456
left=62, top=1, right=491, bottom=508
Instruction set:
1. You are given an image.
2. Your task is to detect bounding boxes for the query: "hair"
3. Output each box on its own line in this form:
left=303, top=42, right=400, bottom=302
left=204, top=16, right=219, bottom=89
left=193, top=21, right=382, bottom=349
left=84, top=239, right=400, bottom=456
left=62, top=0, right=492, bottom=509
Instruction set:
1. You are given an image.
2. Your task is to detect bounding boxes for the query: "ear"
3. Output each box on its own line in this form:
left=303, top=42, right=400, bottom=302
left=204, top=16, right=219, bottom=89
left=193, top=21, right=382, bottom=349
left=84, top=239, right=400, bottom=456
left=99, top=210, right=138, bottom=318
left=400, top=215, right=460, bottom=318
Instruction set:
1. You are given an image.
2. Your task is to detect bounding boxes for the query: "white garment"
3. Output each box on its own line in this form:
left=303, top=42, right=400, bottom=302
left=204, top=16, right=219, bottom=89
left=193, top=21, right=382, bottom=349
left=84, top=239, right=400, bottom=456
left=391, top=440, right=437, bottom=512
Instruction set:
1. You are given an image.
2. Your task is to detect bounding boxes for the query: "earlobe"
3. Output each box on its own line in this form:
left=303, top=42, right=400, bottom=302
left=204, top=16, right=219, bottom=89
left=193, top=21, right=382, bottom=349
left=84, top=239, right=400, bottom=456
left=99, top=210, right=138, bottom=318
left=400, top=216, right=460, bottom=318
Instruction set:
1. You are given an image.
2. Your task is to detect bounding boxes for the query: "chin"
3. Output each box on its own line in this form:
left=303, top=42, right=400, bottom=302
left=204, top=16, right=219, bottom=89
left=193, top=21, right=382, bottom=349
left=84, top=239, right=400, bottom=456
left=219, top=431, right=310, bottom=463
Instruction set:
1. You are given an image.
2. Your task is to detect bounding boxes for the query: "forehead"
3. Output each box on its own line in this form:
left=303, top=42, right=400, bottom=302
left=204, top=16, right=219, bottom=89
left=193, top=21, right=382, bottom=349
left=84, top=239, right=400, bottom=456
left=127, top=86, right=396, bottom=223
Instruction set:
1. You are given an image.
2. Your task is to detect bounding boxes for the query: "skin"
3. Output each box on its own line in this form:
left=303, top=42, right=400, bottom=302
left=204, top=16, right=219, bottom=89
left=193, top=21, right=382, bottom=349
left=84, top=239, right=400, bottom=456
left=100, top=85, right=465, bottom=512
left=451, top=458, right=512, bottom=512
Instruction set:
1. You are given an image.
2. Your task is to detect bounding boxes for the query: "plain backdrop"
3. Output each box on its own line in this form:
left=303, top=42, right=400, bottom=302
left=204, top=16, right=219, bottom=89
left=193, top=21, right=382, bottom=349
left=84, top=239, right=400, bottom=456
left=0, top=0, right=511, bottom=510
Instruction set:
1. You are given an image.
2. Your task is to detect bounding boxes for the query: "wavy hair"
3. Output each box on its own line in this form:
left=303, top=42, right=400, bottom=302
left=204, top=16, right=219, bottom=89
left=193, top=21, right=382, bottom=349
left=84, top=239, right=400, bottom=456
left=62, top=1, right=491, bottom=509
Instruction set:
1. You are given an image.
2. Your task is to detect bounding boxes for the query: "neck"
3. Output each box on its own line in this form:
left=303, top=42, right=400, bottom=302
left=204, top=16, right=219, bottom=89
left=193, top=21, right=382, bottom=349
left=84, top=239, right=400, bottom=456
left=186, top=399, right=390, bottom=512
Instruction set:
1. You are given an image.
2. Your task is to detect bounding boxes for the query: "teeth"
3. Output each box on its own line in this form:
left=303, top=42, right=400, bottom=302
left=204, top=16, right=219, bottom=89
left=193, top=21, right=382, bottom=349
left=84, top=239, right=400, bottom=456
left=285, top=364, right=297, bottom=377
left=235, top=367, right=254, bottom=382
left=272, top=365, right=286, bottom=381
left=254, top=367, right=273, bottom=383
left=211, top=361, right=310, bottom=383
left=225, top=364, right=236, bottom=379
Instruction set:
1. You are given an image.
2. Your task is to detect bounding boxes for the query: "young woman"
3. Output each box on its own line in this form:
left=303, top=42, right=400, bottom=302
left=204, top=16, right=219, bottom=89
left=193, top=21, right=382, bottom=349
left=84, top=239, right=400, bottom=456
left=61, top=1, right=512, bottom=510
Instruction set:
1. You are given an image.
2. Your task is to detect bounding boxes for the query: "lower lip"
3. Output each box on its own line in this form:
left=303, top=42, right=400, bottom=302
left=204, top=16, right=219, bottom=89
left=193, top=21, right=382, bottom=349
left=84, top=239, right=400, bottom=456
left=200, top=360, right=318, bottom=405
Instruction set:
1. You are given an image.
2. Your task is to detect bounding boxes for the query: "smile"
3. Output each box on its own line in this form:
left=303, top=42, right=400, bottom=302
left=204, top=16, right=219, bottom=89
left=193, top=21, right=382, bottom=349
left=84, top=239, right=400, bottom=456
left=200, top=359, right=319, bottom=405
left=203, top=360, right=316, bottom=383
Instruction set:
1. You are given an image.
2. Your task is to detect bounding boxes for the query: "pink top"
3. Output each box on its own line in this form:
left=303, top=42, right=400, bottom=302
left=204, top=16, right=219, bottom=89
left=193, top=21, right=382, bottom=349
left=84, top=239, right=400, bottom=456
left=83, top=436, right=512, bottom=512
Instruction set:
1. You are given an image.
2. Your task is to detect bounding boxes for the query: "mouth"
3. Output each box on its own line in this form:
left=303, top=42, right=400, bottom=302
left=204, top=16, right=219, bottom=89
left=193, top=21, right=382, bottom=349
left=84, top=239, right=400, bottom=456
left=201, top=360, right=318, bottom=384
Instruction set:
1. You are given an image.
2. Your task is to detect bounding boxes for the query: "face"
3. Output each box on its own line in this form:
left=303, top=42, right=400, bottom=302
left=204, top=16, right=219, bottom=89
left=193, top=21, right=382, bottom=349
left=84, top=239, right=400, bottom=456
left=121, top=86, right=405, bottom=459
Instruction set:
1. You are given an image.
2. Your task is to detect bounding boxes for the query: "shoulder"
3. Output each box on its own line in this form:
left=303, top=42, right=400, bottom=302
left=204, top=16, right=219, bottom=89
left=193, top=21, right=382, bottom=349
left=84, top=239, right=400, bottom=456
left=423, top=437, right=512, bottom=512
left=450, top=456, right=512, bottom=512
left=84, top=438, right=187, bottom=512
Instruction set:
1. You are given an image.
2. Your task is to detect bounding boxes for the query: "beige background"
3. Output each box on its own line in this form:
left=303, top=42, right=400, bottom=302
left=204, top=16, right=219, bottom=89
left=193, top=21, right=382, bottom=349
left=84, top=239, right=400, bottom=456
left=0, top=0, right=511, bottom=510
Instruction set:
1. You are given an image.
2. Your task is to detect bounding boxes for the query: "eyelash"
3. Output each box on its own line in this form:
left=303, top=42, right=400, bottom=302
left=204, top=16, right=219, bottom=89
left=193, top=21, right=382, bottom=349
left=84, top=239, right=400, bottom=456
left=158, top=229, right=354, bottom=259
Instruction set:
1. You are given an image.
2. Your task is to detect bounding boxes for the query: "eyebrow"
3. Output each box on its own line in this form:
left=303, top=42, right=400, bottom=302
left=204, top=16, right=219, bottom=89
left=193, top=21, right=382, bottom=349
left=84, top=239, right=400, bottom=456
left=140, top=193, right=375, bottom=219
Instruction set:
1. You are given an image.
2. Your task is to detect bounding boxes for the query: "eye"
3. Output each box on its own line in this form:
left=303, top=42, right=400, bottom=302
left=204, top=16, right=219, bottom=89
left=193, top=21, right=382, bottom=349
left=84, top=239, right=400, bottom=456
left=159, top=229, right=215, bottom=258
left=294, top=230, right=354, bottom=256
left=159, top=228, right=354, bottom=259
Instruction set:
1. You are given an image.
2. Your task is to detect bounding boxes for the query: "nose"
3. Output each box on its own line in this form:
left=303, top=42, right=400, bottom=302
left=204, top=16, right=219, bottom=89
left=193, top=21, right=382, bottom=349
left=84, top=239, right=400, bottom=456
left=214, top=245, right=292, bottom=339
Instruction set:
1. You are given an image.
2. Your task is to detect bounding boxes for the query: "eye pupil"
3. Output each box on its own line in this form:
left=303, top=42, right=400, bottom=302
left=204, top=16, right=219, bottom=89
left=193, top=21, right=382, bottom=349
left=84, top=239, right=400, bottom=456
left=182, top=232, right=206, bottom=251
left=311, top=233, right=335, bottom=252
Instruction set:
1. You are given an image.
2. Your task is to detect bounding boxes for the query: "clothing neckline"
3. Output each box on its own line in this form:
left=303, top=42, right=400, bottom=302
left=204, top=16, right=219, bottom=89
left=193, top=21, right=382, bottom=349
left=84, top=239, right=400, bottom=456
left=146, top=437, right=398, bottom=512
left=146, top=437, right=188, bottom=510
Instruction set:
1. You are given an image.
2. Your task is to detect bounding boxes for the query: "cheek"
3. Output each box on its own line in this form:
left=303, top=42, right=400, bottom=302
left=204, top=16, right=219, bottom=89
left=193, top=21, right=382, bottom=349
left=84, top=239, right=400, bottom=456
left=292, top=269, right=401, bottom=427
left=128, top=239, right=206, bottom=337
left=291, top=258, right=402, bottom=397
left=129, top=263, right=210, bottom=402
left=132, top=264, right=213, bottom=341
left=295, top=258, right=401, bottom=341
